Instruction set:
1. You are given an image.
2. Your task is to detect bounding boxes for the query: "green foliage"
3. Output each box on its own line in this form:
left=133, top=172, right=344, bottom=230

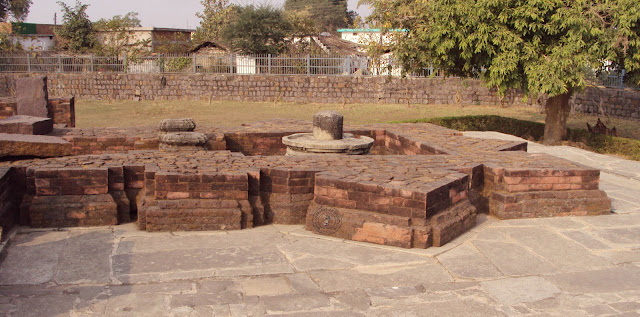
left=284, top=0, right=356, bottom=33
left=192, top=0, right=235, bottom=45
left=165, top=56, right=192, bottom=72
left=221, top=5, right=292, bottom=55
left=94, top=12, right=148, bottom=56
left=374, top=0, right=628, bottom=97
left=0, top=0, right=31, bottom=22
left=568, top=130, right=640, bottom=161
left=55, top=1, right=96, bottom=53
left=608, top=0, right=640, bottom=85
left=401, top=115, right=546, bottom=140
left=400, top=115, right=640, bottom=161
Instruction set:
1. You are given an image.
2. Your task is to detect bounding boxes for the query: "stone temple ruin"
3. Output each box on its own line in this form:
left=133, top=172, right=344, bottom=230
left=0, top=77, right=612, bottom=249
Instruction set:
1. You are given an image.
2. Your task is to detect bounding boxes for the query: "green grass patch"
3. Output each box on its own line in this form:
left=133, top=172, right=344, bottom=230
left=398, top=115, right=640, bottom=161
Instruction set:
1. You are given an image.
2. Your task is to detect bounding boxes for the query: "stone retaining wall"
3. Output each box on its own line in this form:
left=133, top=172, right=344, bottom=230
left=3, top=73, right=637, bottom=120
left=573, top=86, right=640, bottom=120
left=0, top=73, right=534, bottom=107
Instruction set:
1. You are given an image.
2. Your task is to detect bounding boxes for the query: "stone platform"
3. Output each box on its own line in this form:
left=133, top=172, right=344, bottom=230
left=0, top=115, right=53, bottom=135
left=0, top=120, right=612, bottom=249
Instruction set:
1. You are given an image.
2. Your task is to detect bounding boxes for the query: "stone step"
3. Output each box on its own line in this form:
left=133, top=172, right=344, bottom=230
left=0, top=133, right=71, bottom=158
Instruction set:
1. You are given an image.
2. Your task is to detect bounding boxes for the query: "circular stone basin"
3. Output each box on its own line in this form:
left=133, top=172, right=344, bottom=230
left=282, top=133, right=374, bottom=155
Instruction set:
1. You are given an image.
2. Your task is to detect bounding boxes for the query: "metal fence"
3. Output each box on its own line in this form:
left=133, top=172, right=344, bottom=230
left=0, top=52, right=626, bottom=88
left=0, top=52, right=442, bottom=77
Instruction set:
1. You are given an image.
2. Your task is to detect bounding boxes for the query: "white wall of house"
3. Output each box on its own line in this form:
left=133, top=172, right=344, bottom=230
left=236, top=55, right=257, bottom=74
left=11, top=35, right=56, bottom=51
left=337, top=29, right=400, bottom=47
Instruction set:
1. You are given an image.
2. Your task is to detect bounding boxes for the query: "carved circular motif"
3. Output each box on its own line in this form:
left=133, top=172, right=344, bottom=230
left=312, top=207, right=342, bottom=234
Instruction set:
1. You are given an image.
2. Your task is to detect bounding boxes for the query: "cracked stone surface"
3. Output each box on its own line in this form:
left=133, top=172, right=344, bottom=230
left=1, top=131, right=640, bottom=316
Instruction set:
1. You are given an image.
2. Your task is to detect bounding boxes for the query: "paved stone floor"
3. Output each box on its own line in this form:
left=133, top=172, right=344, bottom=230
left=1, top=132, right=640, bottom=316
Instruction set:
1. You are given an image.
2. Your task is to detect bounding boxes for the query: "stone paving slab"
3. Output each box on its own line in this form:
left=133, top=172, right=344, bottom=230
left=0, top=131, right=639, bottom=316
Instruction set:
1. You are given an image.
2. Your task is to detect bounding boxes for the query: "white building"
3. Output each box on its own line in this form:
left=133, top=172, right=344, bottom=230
left=1, top=22, right=57, bottom=51
left=337, top=29, right=407, bottom=76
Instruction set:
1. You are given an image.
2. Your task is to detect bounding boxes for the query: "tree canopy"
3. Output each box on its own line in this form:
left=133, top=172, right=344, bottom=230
left=0, top=0, right=31, bottom=22
left=369, top=0, right=640, bottom=143
left=94, top=12, right=147, bottom=56
left=284, top=0, right=356, bottom=33
left=221, top=4, right=292, bottom=55
left=55, top=1, right=96, bottom=53
left=192, top=0, right=235, bottom=45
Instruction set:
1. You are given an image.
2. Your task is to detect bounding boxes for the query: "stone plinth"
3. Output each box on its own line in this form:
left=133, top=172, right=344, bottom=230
left=0, top=115, right=53, bottom=135
left=283, top=133, right=374, bottom=155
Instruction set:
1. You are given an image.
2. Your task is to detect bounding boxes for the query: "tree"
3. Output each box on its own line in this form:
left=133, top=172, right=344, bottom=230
left=192, top=0, right=235, bottom=45
left=284, top=0, right=356, bottom=33
left=55, top=1, right=96, bottom=53
left=221, top=4, right=292, bottom=55
left=0, top=0, right=31, bottom=50
left=609, top=0, right=640, bottom=85
left=94, top=12, right=149, bottom=56
left=0, top=0, right=31, bottom=22
left=370, top=0, right=639, bottom=144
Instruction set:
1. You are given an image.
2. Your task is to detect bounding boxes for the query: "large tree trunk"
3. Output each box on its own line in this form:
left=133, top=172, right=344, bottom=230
left=543, top=90, right=572, bottom=145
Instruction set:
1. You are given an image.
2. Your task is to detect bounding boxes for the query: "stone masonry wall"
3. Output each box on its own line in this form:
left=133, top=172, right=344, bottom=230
left=573, top=86, right=640, bottom=120
left=1, top=73, right=534, bottom=107
left=2, top=73, right=639, bottom=120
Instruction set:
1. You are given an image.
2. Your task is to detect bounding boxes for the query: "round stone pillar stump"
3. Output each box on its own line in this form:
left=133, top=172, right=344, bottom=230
left=313, top=111, right=343, bottom=140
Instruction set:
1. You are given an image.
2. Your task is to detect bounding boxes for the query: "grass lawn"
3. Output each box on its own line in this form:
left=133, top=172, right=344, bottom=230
left=77, top=99, right=640, bottom=140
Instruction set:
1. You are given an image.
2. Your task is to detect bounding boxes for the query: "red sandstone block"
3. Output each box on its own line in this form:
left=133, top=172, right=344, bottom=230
left=166, top=192, right=190, bottom=199
left=288, top=178, right=310, bottom=187
left=326, top=188, right=348, bottom=199
left=334, top=179, right=355, bottom=190
left=36, top=187, right=60, bottom=196
left=35, top=178, right=50, bottom=188
left=314, top=177, right=334, bottom=188
left=389, top=206, right=412, bottom=217
left=126, top=180, right=144, bottom=189
left=289, top=185, right=312, bottom=194
left=315, top=187, right=328, bottom=196
left=403, top=199, right=426, bottom=210
left=155, top=173, right=179, bottom=183
left=265, top=169, right=289, bottom=178
left=187, top=183, right=206, bottom=191
left=178, top=174, right=201, bottom=183
left=84, top=186, right=108, bottom=195
left=355, top=181, right=380, bottom=193
left=334, top=199, right=357, bottom=209
left=550, top=183, right=570, bottom=190
left=66, top=212, right=87, bottom=220
left=270, top=184, right=289, bottom=194
left=289, top=170, right=314, bottom=178
left=370, top=194, right=391, bottom=205
left=270, top=176, right=288, bottom=185
left=314, top=195, right=335, bottom=206
left=392, top=197, right=404, bottom=206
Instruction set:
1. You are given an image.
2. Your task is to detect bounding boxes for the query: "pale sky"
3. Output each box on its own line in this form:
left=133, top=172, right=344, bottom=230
left=25, top=0, right=373, bottom=29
